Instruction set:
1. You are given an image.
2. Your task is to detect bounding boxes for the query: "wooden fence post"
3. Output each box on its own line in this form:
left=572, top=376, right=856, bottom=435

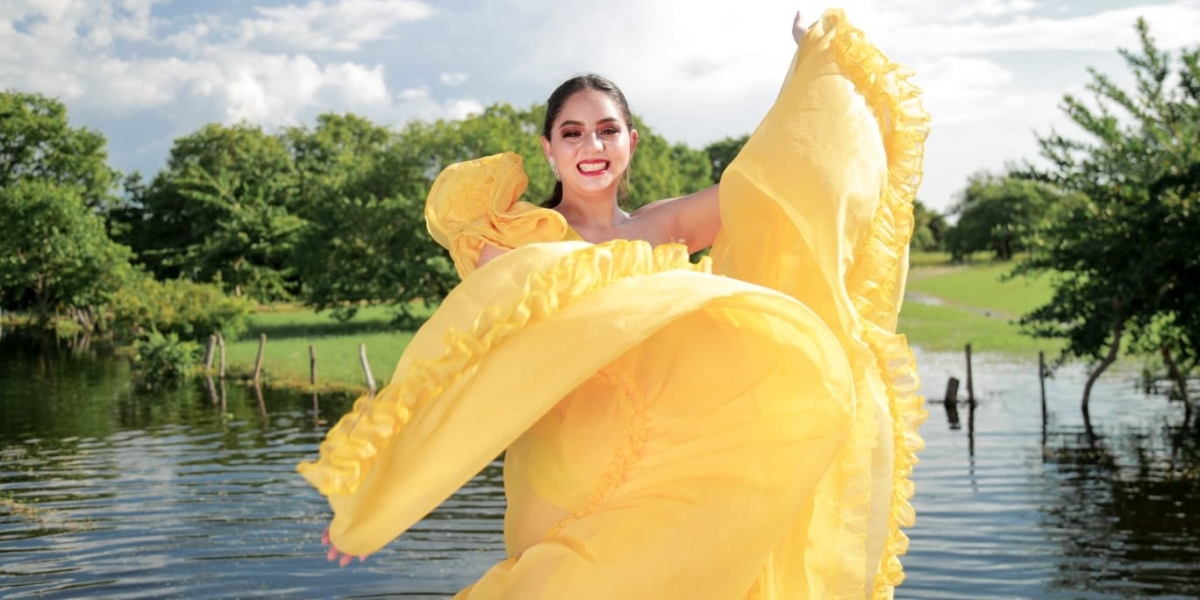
left=944, top=377, right=960, bottom=404
left=252, top=333, right=267, bottom=386
left=217, top=334, right=227, bottom=380
left=204, top=335, right=216, bottom=372
left=360, top=343, right=377, bottom=395
left=965, top=343, right=975, bottom=404
left=1039, top=351, right=1047, bottom=426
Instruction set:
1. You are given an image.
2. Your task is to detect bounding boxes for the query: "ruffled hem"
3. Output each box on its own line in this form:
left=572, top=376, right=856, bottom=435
left=822, top=9, right=930, bottom=598
left=297, top=241, right=709, bottom=497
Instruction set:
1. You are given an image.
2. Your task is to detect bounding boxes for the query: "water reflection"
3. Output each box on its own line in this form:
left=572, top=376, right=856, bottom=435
left=2, top=335, right=1200, bottom=598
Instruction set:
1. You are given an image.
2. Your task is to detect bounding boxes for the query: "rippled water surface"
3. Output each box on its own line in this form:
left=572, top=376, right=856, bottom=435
left=2, top=335, right=1198, bottom=599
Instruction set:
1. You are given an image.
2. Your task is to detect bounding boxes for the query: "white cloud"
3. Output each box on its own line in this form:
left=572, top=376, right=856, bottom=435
left=893, top=1, right=1200, bottom=56
left=917, top=57, right=1018, bottom=125
left=3, top=0, right=1197, bottom=213
left=239, top=0, right=434, bottom=52
left=440, top=72, right=468, bottom=86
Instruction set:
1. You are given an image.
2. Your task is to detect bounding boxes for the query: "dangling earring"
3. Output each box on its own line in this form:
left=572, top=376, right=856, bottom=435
left=549, top=158, right=561, bottom=182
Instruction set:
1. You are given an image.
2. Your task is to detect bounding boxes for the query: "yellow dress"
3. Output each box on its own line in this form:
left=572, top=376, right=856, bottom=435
left=298, top=10, right=929, bottom=600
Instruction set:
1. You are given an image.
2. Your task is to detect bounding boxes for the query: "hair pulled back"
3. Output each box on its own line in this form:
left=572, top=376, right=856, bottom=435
left=541, top=74, right=635, bottom=208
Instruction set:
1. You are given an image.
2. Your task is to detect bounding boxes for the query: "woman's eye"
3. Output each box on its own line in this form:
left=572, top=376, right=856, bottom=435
left=601, top=128, right=620, bottom=136
left=562, top=131, right=581, bottom=138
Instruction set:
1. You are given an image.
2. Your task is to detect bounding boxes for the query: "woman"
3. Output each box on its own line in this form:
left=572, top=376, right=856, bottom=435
left=299, top=9, right=928, bottom=599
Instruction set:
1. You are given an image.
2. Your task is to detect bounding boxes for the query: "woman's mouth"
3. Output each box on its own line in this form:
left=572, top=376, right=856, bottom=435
left=578, top=160, right=609, bottom=175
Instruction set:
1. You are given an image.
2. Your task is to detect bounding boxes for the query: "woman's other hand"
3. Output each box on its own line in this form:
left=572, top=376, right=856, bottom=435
left=322, top=527, right=369, bottom=568
left=792, top=11, right=808, bottom=46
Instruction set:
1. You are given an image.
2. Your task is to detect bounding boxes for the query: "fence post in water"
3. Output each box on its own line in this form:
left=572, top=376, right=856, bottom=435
left=965, top=343, right=976, bottom=404
left=944, top=377, right=960, bottom=404
left=1039, top=351, right=1047, bottom=425
left=217, top=334, right=227, bottom=380
left=204, top=335, right=216, bottom=372
left=309, top=345, right=317, bottom=387
left=360, top=343, right=377, bottom=395
left=252, top=334, right=266, bottom=386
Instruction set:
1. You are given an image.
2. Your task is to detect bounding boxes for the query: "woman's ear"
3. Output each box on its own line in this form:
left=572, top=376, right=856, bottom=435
left=629, top=129, right=639, bottom=155
left=541, top=136, right=553, bottom=162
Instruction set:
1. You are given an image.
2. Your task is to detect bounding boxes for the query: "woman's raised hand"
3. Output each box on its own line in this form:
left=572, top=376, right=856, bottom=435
left=322, top=527, right=369, bottom=568
left=792, top=11, right=808, bottom=46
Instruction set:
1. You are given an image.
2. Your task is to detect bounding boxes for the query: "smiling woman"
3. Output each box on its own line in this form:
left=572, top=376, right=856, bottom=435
left=299, top=9, right=930, bottom=600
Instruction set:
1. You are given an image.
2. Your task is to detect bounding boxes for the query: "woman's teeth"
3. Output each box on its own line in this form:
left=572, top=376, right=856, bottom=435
left=579, top=162, right=608, bottom=173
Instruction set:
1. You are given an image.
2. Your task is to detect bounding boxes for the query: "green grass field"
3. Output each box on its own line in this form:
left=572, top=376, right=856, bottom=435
left=218, top=258, right=1064, bottom=389
left=898, top=259, right=1062, bottom=355
left=223, top=305, right=423, bottom=392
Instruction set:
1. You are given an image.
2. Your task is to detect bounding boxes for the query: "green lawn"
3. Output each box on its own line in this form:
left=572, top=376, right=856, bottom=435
left=223, top=305, right=423, bottom=391
left=899, top=261, right=1062, bottom=355
left=217, top=260, right=1063, bottom=388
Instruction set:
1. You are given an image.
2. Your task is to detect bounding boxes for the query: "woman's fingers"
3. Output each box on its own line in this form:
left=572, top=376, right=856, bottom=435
left=792, top=10, right=807, bottom=45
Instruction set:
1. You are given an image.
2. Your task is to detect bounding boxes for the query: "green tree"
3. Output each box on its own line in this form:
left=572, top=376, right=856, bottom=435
left=117, top=123, right=303, bottom=301
left=288, top=113, right=453, bottom=320
left=911, top=199, right=949, bottom=251
left=703, top=134, right=749, bottom=184
left=0, top=91, right=119, bottom=210
left=945, top=172, right=1054, bottom=261
left=0, top=92, right=133, bottom=329
left=1015, top=19, right=1200, bottom=415
left=0, top=179, right=135, bottom=326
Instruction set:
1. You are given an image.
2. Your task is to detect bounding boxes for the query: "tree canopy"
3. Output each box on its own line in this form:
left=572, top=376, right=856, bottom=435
left=1014, top=19, right=1200, bottom=411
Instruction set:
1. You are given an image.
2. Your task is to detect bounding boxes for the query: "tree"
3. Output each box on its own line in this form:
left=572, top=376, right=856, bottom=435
left=703, top=135, right=749, bottom=184
left=0, top=91, right=119, bottom=211
left=1015, top=19, right=1200, bottom=416
left=116, top=123, right=303, bottom=301
left=911, top=199, right=948, bottom=251
left=944, top=172, right=1054, bottom=261
left=0, top=91, right=132, bottom=328
left=0, top=179, right=135, bottom=326
left=288, top=113, right=453, bottom=320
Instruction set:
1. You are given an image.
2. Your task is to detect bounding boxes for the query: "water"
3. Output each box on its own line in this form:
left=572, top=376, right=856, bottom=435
left=2, top=335, right=1198, bottom=599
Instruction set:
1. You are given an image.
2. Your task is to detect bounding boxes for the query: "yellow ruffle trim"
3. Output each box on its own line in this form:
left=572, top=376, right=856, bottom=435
left=297, top=240, right=709, bottom=497
left=424, top=152, right=569, bottom=279
left=824, top=10, right=930, bottom=598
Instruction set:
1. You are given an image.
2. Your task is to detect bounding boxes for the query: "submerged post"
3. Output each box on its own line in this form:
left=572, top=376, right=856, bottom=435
left=944, top=377, right=960, bottom=404
left=204, top=335, right=216, bottom=372
left=309, top=344, right=317, bottom=387
left=253, top=333, right=267, bottom=386
left=965, top=343, right=975, bottom=404
left=217, top=334, right=227, bottom=380
left=1039, top=351, right=1047, bottom=426
left=360, top=343, right=377, bottom=395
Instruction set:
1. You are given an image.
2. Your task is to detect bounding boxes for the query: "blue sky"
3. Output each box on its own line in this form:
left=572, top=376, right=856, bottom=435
left=3, top=0, right=1198, bottom=213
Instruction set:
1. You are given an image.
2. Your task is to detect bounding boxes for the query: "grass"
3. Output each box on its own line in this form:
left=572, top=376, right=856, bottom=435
left=223, top=305, right=426, bottom=391
left=899, top=260, right=1063, bottom=355
left=214, top=257, right=1062, bottom=387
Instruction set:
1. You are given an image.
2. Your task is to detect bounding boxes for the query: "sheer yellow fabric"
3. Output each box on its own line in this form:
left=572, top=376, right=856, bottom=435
left=297, top=9, right=928, bottom=600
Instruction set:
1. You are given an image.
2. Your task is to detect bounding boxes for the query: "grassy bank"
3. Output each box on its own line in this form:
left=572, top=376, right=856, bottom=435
left=898, top=258, right=1062, bottom=355
left=224, top=305, right=427, bottom=392
left=218, top=257, right=1062, bottom=389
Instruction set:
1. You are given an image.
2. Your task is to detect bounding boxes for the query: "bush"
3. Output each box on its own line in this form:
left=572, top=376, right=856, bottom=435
left=109, top=277, right=251, bottom=342
left=130, top=331, right=198, bottom=389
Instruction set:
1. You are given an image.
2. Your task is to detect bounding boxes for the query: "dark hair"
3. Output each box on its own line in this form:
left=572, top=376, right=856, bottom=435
left=541, top=73, right=635, bottom=208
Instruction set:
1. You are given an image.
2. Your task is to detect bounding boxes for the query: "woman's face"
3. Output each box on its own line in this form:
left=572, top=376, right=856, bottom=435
left=542, top=89, right=638, bottom=199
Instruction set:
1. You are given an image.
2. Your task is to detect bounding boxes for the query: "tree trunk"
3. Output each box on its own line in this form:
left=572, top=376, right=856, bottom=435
left=1161, top=344, right=1192, bottom=413
left=1082, top=314, right=1125, bottom=420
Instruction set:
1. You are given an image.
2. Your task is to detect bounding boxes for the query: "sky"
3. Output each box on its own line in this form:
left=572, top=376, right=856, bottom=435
left=2, top=0, right=1198, bottom=213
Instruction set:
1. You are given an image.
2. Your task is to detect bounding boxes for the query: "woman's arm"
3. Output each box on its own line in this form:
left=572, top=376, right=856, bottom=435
left=633, top=185, right=722, bottom=254
left=632, top=13, right=809, bottom=254
left=478, top=243, right=507, bottom=269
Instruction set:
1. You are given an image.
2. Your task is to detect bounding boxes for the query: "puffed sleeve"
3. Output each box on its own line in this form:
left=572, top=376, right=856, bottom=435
left=425, top=152, right=569, bottom=278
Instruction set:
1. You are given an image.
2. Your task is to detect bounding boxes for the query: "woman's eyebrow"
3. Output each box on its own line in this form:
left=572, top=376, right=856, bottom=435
left=558, top=117, right=620, bottom=128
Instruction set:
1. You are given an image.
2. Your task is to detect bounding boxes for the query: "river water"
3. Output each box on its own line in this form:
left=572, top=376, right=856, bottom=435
left=1, top=334, right=1197, bottom=599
